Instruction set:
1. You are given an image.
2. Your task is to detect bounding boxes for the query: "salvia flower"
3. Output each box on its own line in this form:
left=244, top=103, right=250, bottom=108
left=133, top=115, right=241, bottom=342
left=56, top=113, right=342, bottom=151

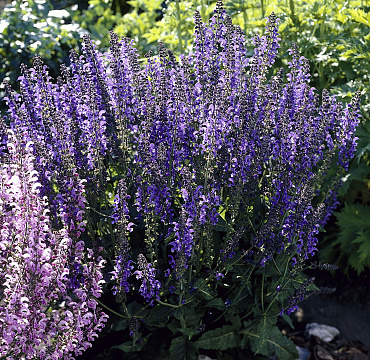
left=0, top=127, right=107, bottom=359
left=135, top=254, right=161, bottom=305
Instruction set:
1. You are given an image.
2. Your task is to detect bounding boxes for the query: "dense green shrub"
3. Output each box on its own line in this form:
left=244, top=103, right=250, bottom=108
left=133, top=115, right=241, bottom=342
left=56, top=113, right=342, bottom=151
left=0, top=0, right=86, bottom=83
left=303, top=3, right=370, bottom=276
left=319, top=121, right=370, bottom=275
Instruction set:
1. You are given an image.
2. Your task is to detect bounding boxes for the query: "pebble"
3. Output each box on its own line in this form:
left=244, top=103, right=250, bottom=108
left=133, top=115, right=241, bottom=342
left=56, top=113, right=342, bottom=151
left=305, top=322, right=340, bottom=342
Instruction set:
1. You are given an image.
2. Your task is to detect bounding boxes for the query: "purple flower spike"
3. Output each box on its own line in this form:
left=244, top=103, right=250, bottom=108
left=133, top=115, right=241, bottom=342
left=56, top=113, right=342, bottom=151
left=135, top=254, right=161, bottom=304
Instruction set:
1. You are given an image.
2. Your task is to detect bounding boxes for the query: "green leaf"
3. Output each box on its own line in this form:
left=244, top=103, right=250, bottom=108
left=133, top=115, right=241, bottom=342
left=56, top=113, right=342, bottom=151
left=307, top=283, right=320, bottom=292
left=112, top=340, right=134, bottom=353
left=127, top=301, right=143, bottom=316
left=244, top=318, right=298, bottom=359
left=169, top=336, right=186, bottom=360
left=282, top=313, right=295, bottom=329
left=225, top=313, right=242, bottom=329
left=213, top=211, right=231, bottom=231
left=196, top=325, right=238, bottom=350
left=174, top=306, right=185, bottom=320
left=115, top=318, right=128, bottom=331
left=169, top=336, right=197, bottom=360
left=249, top=316, right=274, bottom=356
left=178, top=327, right=197, bottom=339
left=347, top=8, right=370, bottom=26
left=354, top=230, right=370, bottom=264
left=113, top=334, right=151, bottom=353
left=206, top=298, right=225, bottom=310
left=335, top=203, right=370, bottom=228
left=194, top=278, right=215, bottom=300
left=322, top=202, right=370, bottom=274
left=270, top=326, right=298, bottom=360
left=355, top=124, right=370, bottom=164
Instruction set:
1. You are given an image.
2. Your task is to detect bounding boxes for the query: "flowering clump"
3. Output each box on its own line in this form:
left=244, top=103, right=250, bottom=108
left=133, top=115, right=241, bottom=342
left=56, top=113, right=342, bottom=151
left=0, top=1, right=361, bottom=358
left=0, top=128, right=107, bottom=358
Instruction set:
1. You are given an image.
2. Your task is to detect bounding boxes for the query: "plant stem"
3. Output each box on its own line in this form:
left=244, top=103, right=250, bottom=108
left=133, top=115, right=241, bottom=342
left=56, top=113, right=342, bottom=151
left=261, top=267, right=265, bottom=312
left=260, top=0, right=265, bottom=18
left=176, top=0, right=183, bottom=54
left=289, top=0, right=297, bottom=29
left=94, top=297, right=127, bottom=319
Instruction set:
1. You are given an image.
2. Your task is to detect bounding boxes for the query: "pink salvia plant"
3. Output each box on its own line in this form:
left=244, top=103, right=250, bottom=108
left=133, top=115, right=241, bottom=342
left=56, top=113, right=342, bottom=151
left=0, top=127, right=107, bottom=359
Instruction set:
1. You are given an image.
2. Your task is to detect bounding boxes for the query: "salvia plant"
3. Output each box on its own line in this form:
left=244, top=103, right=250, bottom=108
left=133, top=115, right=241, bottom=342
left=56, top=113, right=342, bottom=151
left=0, top=1, right=361, bottom=359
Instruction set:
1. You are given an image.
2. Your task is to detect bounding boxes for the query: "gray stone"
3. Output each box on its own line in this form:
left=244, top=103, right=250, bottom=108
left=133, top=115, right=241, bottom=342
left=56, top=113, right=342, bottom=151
left=305, top=322, right=340, bottom=342
left=295, top=345, right=310, bottom=360
left=198, top=355, right=217, bottom=360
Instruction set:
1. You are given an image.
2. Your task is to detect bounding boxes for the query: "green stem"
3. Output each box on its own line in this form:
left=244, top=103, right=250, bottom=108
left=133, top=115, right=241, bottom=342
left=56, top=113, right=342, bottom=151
left=156, top=299, right=180, bottom=308
left=260, top=0, right=265, bottom=18
left=238, top=318, right=259, bottom=334
left=271, top=256, right=282, bottom=276
left=243, top=7, right=248, bottom=36
left=180, top=314, right=186, bottom=329
left=264, top=256, right=291, bottom=314
left=196, top=231, right=204, bottom=273
left=122, top=303, right=130, bottom=318
left=201, top=0, right=206, bottom=22
left=289, top=0, right=297, bottom=27
left=86, top=206, right=111, bottom=218
left=156, top=298, right=194, bottom=308
left=227, top=262, right=255, bottom=306
left=94, top=297, right=127, bottom=319
left=261, top=267, right=265, bottom=312
left=240, top=309, right=254, bottom=320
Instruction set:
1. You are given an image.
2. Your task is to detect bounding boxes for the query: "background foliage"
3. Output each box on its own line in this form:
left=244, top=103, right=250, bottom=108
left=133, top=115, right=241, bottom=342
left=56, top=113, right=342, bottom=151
left=0, top=0, right=87, bottom=83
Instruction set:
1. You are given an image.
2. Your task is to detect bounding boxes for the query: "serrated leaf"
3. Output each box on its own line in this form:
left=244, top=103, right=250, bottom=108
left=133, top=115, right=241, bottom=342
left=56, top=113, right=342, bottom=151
left=354, top=230, right=370, bottom=264
left=178, top=327, right=197, bottom=338
left=355, top=124, right=370, bottom=164
left=127, top=301, right=143, bottom=316
left=146, top=303, right=174, bottom=327
left=347, top=8, right=369, bottom=26
left=243, top=319, right=298, bottom=360
left=249, top=316, right=274, bottom=356
left=335, top=203, right=370, bottom=228
left=240, top=320, right=255, bottom=349
left=270, top=327, right=299, bottom=360
left=348, top=250, right=365, bottom=274
left=196, top=325, right=238, bottom=350
left=345, top=163, right=370, bottom=182
left=323, top=203, right=370, bottom=275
